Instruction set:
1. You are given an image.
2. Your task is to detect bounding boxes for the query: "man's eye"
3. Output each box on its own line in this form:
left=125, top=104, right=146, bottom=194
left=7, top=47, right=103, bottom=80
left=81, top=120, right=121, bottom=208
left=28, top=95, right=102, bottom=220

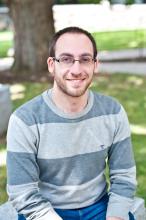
left=60, top=57, right=72, bottom=63
left=81, top=57, right=91, bottom=63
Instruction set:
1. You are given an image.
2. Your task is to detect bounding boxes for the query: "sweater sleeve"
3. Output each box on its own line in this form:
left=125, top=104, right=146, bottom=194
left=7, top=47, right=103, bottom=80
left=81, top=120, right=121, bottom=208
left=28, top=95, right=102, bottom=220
left=106, top=105, right=137, bottom=220
left=7, top=114, right=62, bottom=220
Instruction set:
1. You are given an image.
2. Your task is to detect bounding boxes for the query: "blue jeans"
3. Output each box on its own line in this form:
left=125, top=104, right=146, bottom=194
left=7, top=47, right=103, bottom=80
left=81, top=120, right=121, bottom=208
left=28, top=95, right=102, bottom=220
left=18, top=194, right=135, bottom=220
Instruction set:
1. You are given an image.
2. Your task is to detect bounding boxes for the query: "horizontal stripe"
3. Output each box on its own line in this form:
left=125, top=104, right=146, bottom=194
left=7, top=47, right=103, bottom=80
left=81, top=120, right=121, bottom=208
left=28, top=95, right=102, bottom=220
left=36, top=114, right=129, bottom=159
left=110, top=166, right=137, bottom=185
left=38, top=150, right=108, bottom=185
left=44, top=90, right=121, bottom=120
left=37, top=116, right=115, bottom=159
left=7, top=150, right=107, bottom=186
left=7, top=151, right=39, bottom=185
left=109, top=178, right=136, bottom=198
left=8, top=110, right=130, bottom=159
left=14, top=90, right=121, bottom=126
left=108, top=137, right=135, bottom=170
left=7, top=173, right=107, bottom=210
left=39, top=172, right=107, bottom=209
left=7, top=114, right=38, bottom=154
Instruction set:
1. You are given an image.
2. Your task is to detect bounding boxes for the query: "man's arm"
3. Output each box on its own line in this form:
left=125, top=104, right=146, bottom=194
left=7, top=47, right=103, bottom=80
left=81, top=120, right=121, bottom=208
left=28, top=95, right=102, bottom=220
left=7, top=114, right=62, bottom=220
left=106, top=105, right=137, bottom=220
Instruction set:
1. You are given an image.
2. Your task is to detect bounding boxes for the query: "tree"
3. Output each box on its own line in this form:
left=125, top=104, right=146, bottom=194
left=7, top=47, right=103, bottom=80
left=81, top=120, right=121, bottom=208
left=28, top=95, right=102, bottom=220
left=5, top=0, right=55, bottom=76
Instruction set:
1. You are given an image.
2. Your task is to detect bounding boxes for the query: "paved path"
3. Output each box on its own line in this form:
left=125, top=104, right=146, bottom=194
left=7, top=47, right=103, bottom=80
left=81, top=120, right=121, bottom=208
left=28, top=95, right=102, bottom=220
left=98, top=61, right=146, bottom=75
left=0, top=48, right=146, bottom=75
left=98, top=48, right=146, bottom=61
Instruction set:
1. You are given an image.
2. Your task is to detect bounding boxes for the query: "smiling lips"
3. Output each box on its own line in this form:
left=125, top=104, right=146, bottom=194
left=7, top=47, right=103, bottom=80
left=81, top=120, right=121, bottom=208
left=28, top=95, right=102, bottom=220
left=66, top=78, right=85, bottom=87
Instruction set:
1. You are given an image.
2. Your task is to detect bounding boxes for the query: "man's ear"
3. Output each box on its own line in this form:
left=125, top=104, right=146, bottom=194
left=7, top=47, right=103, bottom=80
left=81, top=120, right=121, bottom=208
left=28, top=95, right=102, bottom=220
left=47, top=57, right=55, bottom=76
left=94, top=58, right=99, bottom=73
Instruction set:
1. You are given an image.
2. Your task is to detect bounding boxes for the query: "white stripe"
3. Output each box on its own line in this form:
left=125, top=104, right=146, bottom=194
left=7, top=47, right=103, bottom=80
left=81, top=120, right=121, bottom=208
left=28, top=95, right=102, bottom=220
left=7, top=114, right=38, bottom=154
left=37, top=114, right=130, bottom=159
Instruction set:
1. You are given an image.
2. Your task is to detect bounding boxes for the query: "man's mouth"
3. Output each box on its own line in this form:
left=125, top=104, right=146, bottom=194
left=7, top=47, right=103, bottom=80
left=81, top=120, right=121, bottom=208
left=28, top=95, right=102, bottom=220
left=66, top=79, right=85, bottom=81
left=66, top=78, right=85, bottom=87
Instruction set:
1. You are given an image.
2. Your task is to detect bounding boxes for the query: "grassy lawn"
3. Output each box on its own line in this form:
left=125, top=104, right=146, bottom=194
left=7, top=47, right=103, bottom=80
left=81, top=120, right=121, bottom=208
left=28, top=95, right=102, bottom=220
left=0, top=31, right=13, bottom=58
left=93, top=29, right=146, bottom=51
left=0, top=73, right=146, bottom=205
left=0, top=29, right=146, bottom=57
left=0, top=166, right=7, bottom=204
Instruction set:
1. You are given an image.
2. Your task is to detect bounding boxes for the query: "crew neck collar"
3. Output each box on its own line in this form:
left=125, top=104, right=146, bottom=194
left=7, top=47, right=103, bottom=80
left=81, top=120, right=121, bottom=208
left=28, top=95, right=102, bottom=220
left=42, top=89, right=94, bottom=119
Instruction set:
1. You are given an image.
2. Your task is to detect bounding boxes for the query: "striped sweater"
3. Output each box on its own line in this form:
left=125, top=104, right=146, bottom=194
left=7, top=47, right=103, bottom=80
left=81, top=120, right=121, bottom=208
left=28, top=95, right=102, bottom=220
left=7, top=89, right=137, bottom=220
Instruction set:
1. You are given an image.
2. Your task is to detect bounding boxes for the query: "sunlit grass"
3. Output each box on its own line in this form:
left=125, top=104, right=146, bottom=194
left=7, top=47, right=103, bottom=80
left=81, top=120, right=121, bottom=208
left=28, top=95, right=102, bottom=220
left=132, top=134, right=146, bottom=202
left=11, top=82, right=49, bottom=111
left=0, top=166, right=7, bottom=205
left=93, top=29, right=146, bottom=51
left=92, top=74, right=146, bottom=126
left=0, top=41, right=13, bottom=58
left=0, top=31, right=13, bottom=57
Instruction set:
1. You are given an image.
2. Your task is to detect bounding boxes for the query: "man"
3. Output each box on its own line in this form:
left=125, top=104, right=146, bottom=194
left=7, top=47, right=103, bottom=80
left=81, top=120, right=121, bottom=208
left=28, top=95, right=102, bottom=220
left=7, top=26, right=137, bottom=220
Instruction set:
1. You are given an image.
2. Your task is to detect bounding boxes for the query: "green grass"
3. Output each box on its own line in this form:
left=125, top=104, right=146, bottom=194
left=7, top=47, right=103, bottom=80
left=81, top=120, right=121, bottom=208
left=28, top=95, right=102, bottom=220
left=132, top=134, right=146, bottom=203
left=93, top=29, right=146, bottom=51
left=0, top=41, right=13, bottom=57
left=0, top=31, right=13, bottom=58
left=12, top=82, right=49, bottom=111
left=0, top=166, right=7, bottom=205
left=0, top=29, right=146, bottom=58
left=91, top=74, right=146, bottom=126
left=0, top=74, right=146, bottom=205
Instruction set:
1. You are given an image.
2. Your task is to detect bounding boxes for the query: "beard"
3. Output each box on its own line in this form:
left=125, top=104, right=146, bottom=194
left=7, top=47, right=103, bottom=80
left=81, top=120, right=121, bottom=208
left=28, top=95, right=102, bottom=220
left=54, top=74, right=93, bottom=98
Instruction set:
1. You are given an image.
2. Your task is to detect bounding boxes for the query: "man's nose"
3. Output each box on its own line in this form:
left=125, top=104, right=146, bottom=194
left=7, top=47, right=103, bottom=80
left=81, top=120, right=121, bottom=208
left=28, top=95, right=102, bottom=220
left=70, top=60, right=82, bottom=75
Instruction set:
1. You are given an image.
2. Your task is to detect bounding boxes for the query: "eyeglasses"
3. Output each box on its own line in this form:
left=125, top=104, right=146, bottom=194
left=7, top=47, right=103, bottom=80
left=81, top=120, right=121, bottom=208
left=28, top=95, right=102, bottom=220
left=53, top=56, right=96, bottom=68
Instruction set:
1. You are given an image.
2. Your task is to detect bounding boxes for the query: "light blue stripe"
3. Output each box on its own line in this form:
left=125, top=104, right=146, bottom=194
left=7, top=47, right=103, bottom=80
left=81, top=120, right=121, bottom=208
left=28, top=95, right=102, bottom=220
left=7, top=151, right=39, bottom=185
left=38, top=150, right=108, bottom=185
left=109, top=178, right=136, bottom=198
left=7, top=150, right=108, bottom=186
left=39, top=174, right=107, bottom=209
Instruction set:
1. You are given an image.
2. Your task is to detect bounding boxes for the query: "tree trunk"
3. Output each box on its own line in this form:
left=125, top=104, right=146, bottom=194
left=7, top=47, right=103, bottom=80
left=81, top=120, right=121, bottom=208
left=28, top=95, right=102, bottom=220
left=8, top=0, right=55, bottom=75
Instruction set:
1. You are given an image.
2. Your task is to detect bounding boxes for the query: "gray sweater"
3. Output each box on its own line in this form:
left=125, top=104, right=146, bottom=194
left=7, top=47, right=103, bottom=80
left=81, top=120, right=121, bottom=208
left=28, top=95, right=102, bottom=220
left=7, top=89, right=137, bottom=220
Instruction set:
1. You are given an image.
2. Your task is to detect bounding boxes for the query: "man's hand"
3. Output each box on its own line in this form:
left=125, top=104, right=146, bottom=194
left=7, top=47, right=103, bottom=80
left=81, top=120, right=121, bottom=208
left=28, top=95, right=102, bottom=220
left=106, top=217, right=124, bottom=220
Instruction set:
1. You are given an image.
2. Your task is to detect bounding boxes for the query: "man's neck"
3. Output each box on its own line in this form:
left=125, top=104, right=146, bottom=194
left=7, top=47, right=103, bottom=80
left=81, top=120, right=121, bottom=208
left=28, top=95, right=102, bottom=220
left=51, top=89, right=89, bottom=114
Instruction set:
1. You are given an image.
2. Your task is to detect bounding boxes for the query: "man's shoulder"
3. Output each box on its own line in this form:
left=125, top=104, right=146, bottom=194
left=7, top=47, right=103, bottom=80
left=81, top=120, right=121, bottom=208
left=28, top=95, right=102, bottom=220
left=12, top=92, right=45, bottom=125
left=92, top=91, right=121, bottom=115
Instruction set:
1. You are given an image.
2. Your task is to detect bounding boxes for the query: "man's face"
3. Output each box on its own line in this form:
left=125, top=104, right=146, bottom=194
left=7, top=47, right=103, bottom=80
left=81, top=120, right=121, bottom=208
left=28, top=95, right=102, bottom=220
left=47, top=33, right=98, bottom=98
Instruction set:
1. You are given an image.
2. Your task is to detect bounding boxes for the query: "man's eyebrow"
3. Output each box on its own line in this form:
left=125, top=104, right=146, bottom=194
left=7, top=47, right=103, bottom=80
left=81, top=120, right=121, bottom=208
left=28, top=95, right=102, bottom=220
left=80, top=53, right=93, bottom=57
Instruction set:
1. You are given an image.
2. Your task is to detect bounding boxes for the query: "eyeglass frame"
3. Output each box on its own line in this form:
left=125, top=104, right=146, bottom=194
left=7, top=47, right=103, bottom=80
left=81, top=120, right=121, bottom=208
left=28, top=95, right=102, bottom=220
left=52, top=56, right=97, bottom=67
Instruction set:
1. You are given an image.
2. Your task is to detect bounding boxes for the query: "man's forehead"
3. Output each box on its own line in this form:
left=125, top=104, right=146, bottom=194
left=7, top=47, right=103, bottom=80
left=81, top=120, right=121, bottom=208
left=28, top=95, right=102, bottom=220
left=55, top=33, right=93, bottom=55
